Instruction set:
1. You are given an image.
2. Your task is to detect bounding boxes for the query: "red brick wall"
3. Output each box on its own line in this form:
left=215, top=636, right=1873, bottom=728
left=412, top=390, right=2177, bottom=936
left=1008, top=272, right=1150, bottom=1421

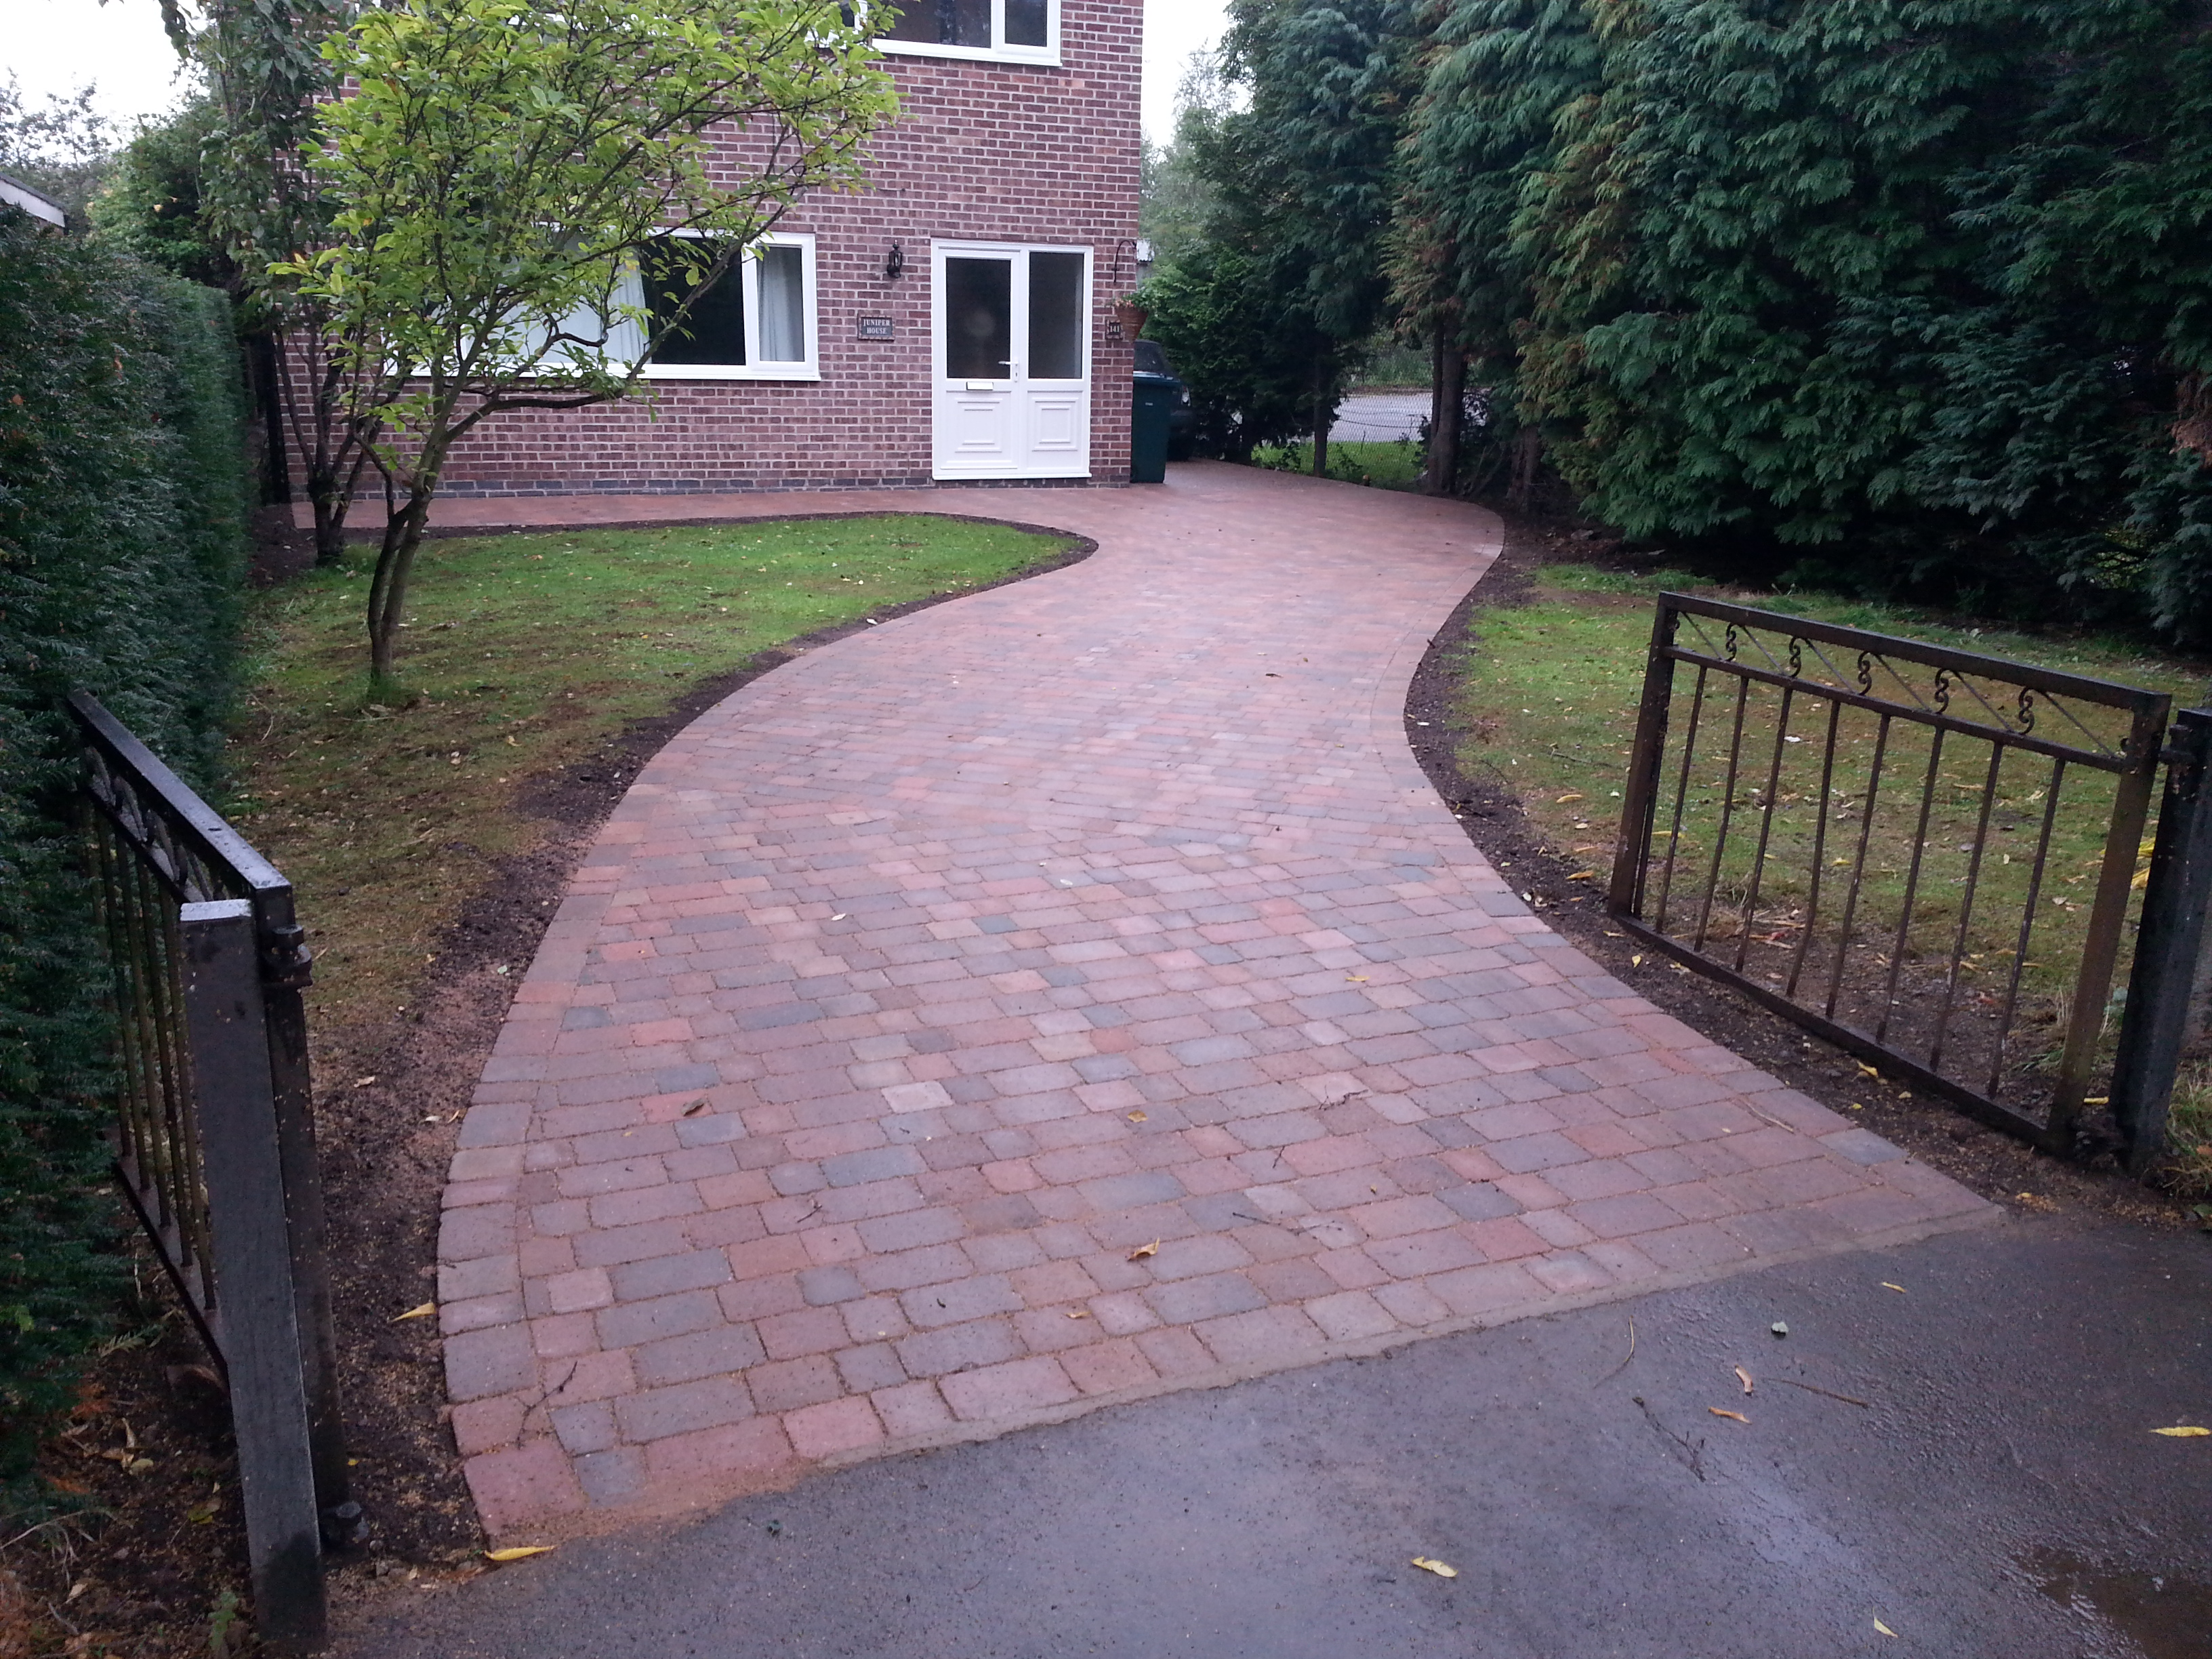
left=424, top=4, right=1142, bottom=498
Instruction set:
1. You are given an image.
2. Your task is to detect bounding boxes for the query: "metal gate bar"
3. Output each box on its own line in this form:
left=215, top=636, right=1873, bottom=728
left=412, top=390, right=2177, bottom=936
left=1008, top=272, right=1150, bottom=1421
left=1607, top=595, right=2169, bottom=1151
left=71, top=692, right=347, bottom=1650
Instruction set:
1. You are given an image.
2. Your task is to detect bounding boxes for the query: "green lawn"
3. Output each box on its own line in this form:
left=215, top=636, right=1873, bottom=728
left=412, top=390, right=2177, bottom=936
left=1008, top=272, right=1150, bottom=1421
left=1251, top=438, right=1425, bottom=491
left=232, top=514, right=1080, bottom=1033
left=1447, top=562, right=2212, bottom=1183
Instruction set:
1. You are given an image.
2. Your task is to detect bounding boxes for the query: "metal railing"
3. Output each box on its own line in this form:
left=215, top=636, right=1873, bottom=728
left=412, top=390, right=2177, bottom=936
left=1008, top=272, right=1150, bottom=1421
left=73, top=691, right=348, bottom=1652
left=1607, top=595, right=2170, bottom=1153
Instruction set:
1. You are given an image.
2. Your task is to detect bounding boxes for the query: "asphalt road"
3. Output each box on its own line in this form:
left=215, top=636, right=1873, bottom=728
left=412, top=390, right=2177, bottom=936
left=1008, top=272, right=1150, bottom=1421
left=337, top=1215, right=2212, bottom=1659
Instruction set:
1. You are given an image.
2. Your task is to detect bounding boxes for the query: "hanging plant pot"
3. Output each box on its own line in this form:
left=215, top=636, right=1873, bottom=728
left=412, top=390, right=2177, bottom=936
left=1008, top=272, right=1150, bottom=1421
left=1113, top=298, right=1149, bottom=338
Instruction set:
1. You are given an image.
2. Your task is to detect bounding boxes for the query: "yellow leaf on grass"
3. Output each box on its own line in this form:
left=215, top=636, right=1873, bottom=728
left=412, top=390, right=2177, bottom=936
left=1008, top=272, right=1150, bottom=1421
left=1555, top=793, right=1584, bottom=804
left=1129, top=1240, right=1160, bottom=1261
left=1709, top=1408, right=1749, bottom=1424
left=393, top=1303, right=436, bottom=1322
left=1411, top=1557, right=1458, bottom=1579
left=485, top=1547, right=555, bottom=1563
left=1568, top=870, right=1595, bottom=882
left=1875, top=1618, right=1898, bottom=1637
left=2153, top=1426, right=2211, bottom=1437
left=1734, top=1366, right=1754, bottom=1395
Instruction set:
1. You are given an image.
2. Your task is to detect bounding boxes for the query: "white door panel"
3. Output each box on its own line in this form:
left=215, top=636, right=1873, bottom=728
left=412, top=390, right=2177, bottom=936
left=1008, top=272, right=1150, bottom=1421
left=933, top=243, right=1092, bottom=480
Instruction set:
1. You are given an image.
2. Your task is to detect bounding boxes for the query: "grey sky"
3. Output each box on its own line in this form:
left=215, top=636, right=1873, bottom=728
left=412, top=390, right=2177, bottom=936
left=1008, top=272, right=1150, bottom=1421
left=3, top=1, right=1225, bottom=144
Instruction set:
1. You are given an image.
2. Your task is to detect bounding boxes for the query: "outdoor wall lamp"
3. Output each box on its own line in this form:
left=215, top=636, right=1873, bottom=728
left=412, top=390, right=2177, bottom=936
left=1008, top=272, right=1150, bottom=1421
left=884, top=241, right=905, bottom=281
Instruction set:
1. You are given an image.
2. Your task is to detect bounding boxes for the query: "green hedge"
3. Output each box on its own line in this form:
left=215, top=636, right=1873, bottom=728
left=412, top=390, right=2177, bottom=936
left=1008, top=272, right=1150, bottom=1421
left=0, top=203, right=249, bottom=1488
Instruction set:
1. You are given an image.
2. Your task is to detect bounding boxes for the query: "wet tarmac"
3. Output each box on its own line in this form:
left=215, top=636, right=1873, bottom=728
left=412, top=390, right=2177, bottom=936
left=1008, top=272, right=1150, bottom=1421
left=339, top=1214, right=2211, bottom=1658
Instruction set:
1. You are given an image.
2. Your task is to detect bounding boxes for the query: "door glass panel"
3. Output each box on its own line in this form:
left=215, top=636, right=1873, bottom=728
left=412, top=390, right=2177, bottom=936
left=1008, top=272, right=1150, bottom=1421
left=641, top=237, right=745, bottom=365
left=944, top=257, right=1012, bottom=379
left=883, top=0, right=989, bottom=45
left=1027, top=251, right=1084, bottom=380
left=1005, top=0, right=1048, bottom=47
left=757, top=244, right=806, bottom=363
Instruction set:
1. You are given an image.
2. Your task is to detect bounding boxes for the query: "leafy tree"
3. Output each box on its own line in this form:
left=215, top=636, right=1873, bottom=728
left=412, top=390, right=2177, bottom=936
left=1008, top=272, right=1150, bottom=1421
left=1392, top=0, right=1603, bottom=495
left=169, top=0, right=377, bottom=564
left=89, top=95, right=234, bottom=287
left=1137, top=1, right=1418, bottom=472
left=1402, top=0, right=2212, bottom=636
left=281, top=0, right=898, bottom=682
left=0, top=77, right=119, bottom=222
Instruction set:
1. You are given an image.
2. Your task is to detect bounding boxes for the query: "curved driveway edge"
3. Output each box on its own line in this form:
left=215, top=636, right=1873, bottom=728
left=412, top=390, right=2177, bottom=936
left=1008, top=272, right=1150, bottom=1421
left=434, top=464, right=1996, bottom=1540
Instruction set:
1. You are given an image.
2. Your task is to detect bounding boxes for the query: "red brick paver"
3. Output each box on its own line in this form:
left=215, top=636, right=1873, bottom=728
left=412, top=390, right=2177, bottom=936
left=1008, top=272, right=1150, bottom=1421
left=436, top=463, right=1996, bottom=1538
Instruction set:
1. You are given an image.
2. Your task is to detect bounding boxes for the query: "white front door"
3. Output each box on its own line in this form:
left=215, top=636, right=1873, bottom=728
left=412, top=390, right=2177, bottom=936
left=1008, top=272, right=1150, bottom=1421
left=933, top=242, right=1092, bottom=481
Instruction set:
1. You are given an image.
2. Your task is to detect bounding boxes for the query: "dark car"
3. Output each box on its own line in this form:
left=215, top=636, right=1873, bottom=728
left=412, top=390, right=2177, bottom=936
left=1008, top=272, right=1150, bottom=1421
left=1134, top=339, right=1196, bottom=461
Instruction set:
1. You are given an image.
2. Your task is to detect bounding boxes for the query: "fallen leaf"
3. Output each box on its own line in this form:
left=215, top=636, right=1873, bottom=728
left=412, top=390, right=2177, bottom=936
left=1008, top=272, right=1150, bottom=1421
left=1129, top=1240, right=1160, bottom=1261
left=1771, top=1322, right=1790, bottom=1337
left=1127, top=1110, right=1148, bottom=1124
left=354, top=1076, right=378, bottom=1087
left=1410, top=1557, right=1458, bottom=1579
left=683, top=1099, right=709, bottom=1117
left=1875, top=1619, right=1898, bottom=1637
left=1734, top=1366, right=1754, bottom=1395
left=393, top=1303, right=436, bottom=1322
left=830, top=914, right=848, bottom=922
left=1568, top=870, right=1596, bottom=882
left=1881, top=1282, right=1907, bottom=1294
left=485, top=1547, right=556, bottom=1563
left=1066, top=1310, right=1091, bottom=1319
left=1555, top=793, right=1584, bottom=804
left=1346, top=975, right=1370, bottom=983
left=1856, top=1062, right=1879, bottom=1078
left=2152, top=1426, right=2210, bottom=1437
left=1631, top=954, right=1644, bottom=966
left=2085, top=1096, right=2109, bottom=1105
left=1709, top=1408, right=1749, bottom=1424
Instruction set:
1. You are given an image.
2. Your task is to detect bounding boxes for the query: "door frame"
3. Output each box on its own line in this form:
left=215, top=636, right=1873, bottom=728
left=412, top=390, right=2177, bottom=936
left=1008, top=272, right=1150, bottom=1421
left=930, top=239, right=1094, bottom=482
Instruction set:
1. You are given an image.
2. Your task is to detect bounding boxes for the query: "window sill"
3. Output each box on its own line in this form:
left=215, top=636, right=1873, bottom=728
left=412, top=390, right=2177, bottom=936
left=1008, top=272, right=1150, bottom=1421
left=642, top=365, right=821, bottom=383
left=874, top=39, right=1061, bottom=68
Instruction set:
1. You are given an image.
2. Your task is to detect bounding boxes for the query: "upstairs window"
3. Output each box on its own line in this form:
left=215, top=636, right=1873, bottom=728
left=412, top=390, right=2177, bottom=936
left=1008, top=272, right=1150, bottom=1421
left=876, top=0, right=1055, bottom=62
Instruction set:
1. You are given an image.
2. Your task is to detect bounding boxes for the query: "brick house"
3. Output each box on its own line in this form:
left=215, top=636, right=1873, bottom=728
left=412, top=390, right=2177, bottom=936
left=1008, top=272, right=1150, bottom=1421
left=436, top=1, right=1143, bottom=497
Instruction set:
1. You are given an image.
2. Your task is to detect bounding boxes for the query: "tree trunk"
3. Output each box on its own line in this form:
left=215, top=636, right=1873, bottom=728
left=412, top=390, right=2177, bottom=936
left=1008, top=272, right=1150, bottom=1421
left=1507, top=426, right=1542, bottom=512
left=245, top=329, right=292, bottom=505
left=272, top=329, right=371, bottom=567
left=312, top=447, right=371, bottom=568
left=366, top=483, right=436, bottom=685
left=1426, top=341, right=1465, bottom=496
left=1311, top=373, right=1330, bottom=479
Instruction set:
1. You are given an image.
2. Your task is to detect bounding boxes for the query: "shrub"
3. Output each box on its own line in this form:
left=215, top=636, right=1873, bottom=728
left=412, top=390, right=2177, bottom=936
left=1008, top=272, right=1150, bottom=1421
left=0, top=203, right=248, bottom=1493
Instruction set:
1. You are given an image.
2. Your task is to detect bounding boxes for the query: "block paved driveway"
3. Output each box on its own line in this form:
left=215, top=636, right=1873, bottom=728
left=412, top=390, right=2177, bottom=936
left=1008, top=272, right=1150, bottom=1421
left=435, top=462, right=1994, bottom=1541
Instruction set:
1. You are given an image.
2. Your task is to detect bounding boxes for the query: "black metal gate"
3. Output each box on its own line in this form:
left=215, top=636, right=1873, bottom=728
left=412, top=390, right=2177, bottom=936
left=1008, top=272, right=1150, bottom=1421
left=1606, top=594, right=2169, bottom=1152
left=74, top=691, right=348, bottom=1652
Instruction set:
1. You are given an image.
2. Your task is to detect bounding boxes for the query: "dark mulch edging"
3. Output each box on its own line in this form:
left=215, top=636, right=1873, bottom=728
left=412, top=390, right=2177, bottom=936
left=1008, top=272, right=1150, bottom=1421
left=1402, top=504, right=2186, bottom=1233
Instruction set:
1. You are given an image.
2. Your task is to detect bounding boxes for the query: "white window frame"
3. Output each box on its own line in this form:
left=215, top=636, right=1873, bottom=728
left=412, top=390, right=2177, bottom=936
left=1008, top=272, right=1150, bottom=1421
left=634, top=230, right=821, bottom=383
left=872, top=0, right=1060, bottom=66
